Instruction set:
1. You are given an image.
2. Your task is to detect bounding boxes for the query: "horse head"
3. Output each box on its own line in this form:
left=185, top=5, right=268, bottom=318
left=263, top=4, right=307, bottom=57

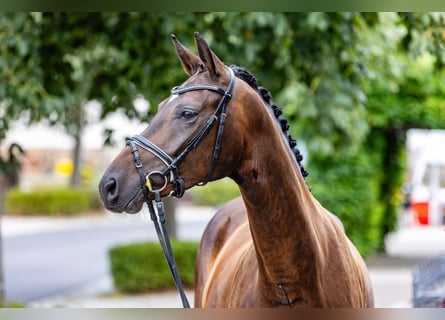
left=99, top=33, right=246, bottom=213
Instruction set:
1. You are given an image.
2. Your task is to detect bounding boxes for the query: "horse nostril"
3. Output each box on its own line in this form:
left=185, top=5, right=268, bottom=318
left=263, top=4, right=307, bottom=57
left=104, top=178, right=118, bottom=203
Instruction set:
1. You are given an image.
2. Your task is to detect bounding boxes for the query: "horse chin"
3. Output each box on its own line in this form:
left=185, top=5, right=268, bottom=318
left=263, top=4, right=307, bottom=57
left=124, top=201, right=144, bottom=214
left=124, top=190, right=145, bottom=214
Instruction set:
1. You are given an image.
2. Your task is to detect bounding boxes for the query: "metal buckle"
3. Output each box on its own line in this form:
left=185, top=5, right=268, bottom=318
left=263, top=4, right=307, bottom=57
left=135, top=161, right=143, bottom=169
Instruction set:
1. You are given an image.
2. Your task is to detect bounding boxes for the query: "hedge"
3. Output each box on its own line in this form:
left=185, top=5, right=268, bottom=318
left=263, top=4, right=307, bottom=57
left=4, top=186, right=101, bottom=216
left=109, top=241, right=199, bottom=293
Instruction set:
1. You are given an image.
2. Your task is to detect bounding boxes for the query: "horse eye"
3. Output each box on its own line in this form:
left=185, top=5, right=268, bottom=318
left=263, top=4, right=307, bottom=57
left=181, top=110, right=197, bottom=120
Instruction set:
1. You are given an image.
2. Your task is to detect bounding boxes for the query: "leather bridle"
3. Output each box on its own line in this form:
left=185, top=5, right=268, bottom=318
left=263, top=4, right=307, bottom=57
left=127, top=66, right=235, bottom=198
left=126, top=66, right=235, bottom=308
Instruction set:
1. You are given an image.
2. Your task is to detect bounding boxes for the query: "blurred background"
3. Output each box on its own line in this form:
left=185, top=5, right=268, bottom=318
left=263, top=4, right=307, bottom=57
left=0, top=12, right=444, bottom=308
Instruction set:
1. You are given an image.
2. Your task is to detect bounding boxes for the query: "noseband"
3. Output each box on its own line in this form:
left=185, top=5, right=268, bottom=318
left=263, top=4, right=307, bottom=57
left=125, top=66, right=235, bottom=308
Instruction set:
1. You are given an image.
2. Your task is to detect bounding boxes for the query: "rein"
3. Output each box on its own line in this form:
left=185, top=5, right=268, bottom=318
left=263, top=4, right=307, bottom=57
left=126, top=66, right=235, bottom=308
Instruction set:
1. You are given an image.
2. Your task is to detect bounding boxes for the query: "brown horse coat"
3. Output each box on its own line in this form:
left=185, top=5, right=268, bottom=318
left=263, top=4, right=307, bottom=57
left=196, top=197, right=374, bottom=307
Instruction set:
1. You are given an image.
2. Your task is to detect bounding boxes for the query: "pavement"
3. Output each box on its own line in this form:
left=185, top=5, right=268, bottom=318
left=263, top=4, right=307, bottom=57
left=2, top=208, right=445, bottom=308
left=367, top=225, right=445, bottom=308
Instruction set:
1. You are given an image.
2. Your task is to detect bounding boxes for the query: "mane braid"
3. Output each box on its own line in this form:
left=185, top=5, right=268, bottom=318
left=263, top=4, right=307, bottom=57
left=229, top=65, right=309, bottom=179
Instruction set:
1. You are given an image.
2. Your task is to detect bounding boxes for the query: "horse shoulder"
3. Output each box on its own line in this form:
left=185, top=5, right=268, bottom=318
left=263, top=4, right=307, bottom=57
left=195, top=196, right=250, bottom=306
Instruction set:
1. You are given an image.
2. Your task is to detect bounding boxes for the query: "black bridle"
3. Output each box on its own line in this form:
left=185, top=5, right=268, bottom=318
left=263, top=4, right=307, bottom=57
left=126, top=66, right=235, bottom=308
left=128, top=66, right=235, bottom=198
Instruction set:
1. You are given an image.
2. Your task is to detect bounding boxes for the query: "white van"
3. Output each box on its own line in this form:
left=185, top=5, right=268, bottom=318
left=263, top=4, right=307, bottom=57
left=410, top=152, right=445, bottom=225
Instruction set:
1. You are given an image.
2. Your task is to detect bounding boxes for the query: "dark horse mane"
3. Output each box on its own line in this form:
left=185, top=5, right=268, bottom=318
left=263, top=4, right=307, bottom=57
left=230, top=65, right=309, bottom=178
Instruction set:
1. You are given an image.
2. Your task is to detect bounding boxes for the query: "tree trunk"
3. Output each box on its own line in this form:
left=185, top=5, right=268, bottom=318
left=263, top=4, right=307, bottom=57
left=70, top=128, right=82, bottom=188
left=70, top=104, right=84, bottom=188
left=379, top=128, right=406, bottom=248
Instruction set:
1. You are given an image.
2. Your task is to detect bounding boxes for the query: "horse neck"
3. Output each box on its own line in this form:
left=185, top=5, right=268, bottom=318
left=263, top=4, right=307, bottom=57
left=231, top=91, right=331, bottom=300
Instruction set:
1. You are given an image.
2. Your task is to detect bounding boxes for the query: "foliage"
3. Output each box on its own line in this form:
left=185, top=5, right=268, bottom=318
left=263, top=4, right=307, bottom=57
left=0, top=13, right=44, bottom=140
left=367, top=54, right=445, bottom=130
left=309, top=137, right=386, bottom=256
left=1, top=12, right=442, bottom=152
left=307, top=13, right=445, bottom=251
left=363, top=32, right=445, bottom=239
left=0, top=301, right=25, bottom=308
left=4, top=186, right=100, bottom=216
left=398, top=13, right=445, bottom=69
left=1, top=12, right=445, bottom=256
left=109, top=241, right=198, bottom=293
left=190, top=178, right=240, bottom=207
left=195, top=13, right=378, bottom=156
left=1, top=12, right=443, bottom=149
left=0, top=13, right=397, bottom=149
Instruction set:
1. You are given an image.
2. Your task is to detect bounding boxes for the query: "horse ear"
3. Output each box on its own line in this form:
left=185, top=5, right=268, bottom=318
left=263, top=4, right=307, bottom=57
left=194, top=32, right=226, bottom=80
left=171, top=34, right=201, bottom=76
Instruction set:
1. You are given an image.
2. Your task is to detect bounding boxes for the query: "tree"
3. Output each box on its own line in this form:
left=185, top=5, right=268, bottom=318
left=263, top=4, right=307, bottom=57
left=364, top=13, right=445, bottom=246
left=0, top=13, right=44, bottom=142
left=1, top=12, right=444, bottom=257
left=307, top=13, right=445, bottom=253
left=37, top=13, right=142, bottom=186
left=0, top=12, right=43, bottom=302
left=34, top=13, right=212, bottom=186
left=193, top=12, right=445, bottom=254
left=366, top=53, right=445, bottom=238
left=1, top=12, right=379, bottom=183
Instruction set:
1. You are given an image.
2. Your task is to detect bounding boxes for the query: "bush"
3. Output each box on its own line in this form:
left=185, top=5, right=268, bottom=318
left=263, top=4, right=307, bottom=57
left=4, top=186, right=100, bottom=216
left=190, top=178, right=240, bottom=207
left=309, top=149, right=385, bottom=257
left=0, top=301, right=25, bottom=308
left=109, top=241, right=199, bottom=293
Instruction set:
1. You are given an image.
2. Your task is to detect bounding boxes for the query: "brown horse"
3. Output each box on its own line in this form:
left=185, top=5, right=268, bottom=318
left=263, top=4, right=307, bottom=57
left=99, top=32, right=374, bottom=308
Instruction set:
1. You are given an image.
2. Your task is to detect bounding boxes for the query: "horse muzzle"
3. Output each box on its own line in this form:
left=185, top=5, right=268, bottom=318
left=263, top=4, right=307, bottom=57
left=98, top=171, right=144, bottom=214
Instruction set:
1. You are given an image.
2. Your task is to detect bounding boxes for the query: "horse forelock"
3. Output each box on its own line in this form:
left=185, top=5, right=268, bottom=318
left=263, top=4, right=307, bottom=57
left=229, top=65, right=309, bottom=179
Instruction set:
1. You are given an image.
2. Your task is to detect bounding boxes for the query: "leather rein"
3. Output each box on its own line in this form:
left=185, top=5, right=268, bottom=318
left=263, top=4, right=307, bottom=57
left=126, top=67, right=235, bottom=308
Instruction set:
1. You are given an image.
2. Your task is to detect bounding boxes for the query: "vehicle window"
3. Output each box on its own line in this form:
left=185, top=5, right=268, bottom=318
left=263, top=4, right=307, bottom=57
left=422, top=164, right=432, bottom=186
left=441, top=165, right=445, bottom=188
left=421, top=164, right=445, bottom=188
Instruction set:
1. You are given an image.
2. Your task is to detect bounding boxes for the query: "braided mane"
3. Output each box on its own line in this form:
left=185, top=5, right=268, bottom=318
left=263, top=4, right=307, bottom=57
left=230, top=65, right=309, bottom=178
